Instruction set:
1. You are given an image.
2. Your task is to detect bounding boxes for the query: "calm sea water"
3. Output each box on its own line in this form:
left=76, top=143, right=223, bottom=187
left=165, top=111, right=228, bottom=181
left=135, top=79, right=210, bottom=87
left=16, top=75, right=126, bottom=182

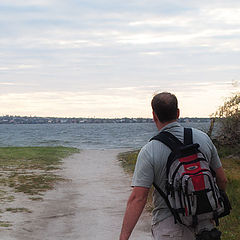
left=0, top=122, right=211, bottom=149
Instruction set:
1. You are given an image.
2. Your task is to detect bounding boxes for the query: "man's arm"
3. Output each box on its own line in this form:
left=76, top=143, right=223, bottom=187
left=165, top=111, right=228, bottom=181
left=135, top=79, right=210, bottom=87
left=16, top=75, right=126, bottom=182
left=215, top=166, right=227, bottom=191
left=119, top=186, right=149, bottom=240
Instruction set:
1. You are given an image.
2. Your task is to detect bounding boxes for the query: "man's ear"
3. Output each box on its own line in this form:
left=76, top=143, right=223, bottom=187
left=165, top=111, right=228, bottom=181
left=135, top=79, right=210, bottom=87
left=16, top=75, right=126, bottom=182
left=152, top=111, right=158, bottom=123
left=177, top=109, right=180, bottom=119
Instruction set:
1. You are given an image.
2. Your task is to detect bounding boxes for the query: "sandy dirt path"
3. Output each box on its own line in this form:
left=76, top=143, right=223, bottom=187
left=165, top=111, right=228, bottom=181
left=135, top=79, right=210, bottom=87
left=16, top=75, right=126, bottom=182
left=2, top=149, right=152, bottom=240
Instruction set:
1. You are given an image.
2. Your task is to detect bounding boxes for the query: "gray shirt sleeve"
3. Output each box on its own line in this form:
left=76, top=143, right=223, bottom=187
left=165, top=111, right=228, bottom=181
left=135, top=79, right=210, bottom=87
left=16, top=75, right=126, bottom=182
left=131, top=144, right=154, bottom=188
left=209, top=143, right=222, bottom=170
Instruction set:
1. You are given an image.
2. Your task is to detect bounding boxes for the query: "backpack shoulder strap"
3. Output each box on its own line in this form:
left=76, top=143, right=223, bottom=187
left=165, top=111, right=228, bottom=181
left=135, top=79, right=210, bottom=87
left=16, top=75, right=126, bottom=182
left=150, top=131, right=183, bottom=151
left=150, top=130, right=184, bottom=176
left=184, top=128, right=193, bottom=145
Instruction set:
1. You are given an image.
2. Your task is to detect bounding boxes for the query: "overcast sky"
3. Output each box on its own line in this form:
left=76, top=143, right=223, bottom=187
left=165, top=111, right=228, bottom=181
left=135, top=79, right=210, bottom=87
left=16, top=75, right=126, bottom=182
left=0, top=0, right=239, bottom=118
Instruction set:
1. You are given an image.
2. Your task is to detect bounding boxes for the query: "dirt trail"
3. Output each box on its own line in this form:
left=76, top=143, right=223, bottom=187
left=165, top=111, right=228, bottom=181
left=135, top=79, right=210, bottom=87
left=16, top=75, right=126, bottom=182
left=2, top=149, right=152, bottom=240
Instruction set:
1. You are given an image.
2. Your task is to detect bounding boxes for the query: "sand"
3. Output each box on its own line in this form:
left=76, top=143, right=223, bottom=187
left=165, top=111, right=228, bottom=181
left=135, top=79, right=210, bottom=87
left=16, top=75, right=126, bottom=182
left=1, top=149, right=152, bottom=240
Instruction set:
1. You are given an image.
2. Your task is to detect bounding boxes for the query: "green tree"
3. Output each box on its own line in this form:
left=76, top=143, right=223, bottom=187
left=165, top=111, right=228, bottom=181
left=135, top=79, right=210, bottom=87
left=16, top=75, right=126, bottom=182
left=212, top=92, right=240, bottom=145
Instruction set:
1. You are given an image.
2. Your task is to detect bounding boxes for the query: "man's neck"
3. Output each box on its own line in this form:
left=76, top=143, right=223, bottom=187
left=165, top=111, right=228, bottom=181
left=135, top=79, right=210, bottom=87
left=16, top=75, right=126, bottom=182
left=156, top=119, right=177, bottom=131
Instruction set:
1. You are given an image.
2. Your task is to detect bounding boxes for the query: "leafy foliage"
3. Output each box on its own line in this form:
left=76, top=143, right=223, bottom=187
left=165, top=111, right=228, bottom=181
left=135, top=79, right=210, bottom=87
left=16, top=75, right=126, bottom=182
left=212, top=93, right=240, bottom=145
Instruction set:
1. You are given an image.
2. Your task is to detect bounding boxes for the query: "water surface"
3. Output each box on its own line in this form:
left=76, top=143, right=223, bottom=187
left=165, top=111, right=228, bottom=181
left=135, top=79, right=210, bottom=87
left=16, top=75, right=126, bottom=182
left=0, top=122, right=210, bottom=149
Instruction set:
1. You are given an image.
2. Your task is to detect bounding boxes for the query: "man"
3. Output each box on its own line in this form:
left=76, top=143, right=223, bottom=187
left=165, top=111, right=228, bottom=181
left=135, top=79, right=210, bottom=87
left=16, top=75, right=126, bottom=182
left=119, top=92, right=227, bottom=240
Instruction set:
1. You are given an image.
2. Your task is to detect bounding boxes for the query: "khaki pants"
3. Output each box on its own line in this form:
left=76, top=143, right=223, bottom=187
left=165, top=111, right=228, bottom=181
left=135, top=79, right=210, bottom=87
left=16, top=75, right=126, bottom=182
left=151, top=217, right=195, bottom=240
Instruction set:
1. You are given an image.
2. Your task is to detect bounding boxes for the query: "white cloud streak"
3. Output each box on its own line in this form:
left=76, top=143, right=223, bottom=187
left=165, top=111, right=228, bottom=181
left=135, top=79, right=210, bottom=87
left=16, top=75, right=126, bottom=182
left=0, top=0, right=56, bottom=7
left=0, top=82, right=15, bottom=85
left=1, top=81, right=239, bottom=117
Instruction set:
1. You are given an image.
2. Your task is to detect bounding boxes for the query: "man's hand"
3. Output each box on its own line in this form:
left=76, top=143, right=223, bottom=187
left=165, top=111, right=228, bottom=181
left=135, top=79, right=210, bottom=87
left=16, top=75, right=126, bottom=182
left=119, top=186, right=149, bottom=240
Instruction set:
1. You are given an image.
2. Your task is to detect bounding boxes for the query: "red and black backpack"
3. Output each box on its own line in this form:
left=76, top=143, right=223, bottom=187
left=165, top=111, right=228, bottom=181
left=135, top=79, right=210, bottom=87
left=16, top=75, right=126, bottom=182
left=150, top=128, right=231, bottom=227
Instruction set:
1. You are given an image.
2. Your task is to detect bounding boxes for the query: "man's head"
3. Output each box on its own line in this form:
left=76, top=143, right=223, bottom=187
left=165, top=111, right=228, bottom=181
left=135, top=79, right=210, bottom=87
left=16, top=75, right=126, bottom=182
left=151, top=92, right=179, bottom=124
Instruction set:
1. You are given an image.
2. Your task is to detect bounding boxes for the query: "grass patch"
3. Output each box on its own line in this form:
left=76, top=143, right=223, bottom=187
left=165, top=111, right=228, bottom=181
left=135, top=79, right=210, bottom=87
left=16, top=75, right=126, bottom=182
left=10, top=173, right=65, bottom=195
left=6, top=208, right=32, bottom=213
left=29, top=196, right=43, bottom=201
left=118, top=147, right=240, bottom=240
left=0, top=221, right=12, bottom=228
left=218, top=157, right=240, bottom=240
left=118, top=150, right=139, bottom=174
left=0, top=146, right=79, bottom=228
left=0, top=190, right=14, bottom=203
left=0, top=146, right=79, bottom=171
left=216, top=144, right=240, bottom=159
left=0, top=146, right=79, bottom=197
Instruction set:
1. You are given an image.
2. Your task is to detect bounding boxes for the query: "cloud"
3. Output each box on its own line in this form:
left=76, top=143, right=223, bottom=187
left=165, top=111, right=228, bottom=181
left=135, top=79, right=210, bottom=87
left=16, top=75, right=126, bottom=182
left=115, top=26, right=240, bottom=52
left=203, top=8, right=240, bottom=25
left=128, top=16, right=192, bottom=27
left=0, top=0, right=55, bottom=7
left=0, top=82, right=15, bottom=85
left=140, top=51, right=163, bottom=56
left=1, top=80, right=238, bottom=117
left=0, top=90, right=151, bottom=118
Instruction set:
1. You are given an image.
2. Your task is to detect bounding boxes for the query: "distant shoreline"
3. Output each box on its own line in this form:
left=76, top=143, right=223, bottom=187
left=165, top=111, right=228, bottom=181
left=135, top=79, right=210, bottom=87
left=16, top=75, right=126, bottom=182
left=0, top=116, right=210, bottom=124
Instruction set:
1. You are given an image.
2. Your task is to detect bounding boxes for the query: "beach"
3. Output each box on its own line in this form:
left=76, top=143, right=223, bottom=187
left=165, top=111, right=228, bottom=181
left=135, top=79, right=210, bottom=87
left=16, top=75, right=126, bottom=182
left=1, top=149, right=152, bottom=240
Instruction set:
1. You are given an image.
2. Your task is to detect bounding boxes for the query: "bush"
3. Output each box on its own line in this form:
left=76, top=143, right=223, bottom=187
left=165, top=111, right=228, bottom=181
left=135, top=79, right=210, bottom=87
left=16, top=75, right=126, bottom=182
left=212, top=93, right=240, bottom=146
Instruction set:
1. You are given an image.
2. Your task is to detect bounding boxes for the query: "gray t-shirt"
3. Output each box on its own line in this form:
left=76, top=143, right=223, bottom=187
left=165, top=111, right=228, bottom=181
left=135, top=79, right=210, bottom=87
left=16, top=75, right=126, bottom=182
left=131, top=122, right=222, bottom=225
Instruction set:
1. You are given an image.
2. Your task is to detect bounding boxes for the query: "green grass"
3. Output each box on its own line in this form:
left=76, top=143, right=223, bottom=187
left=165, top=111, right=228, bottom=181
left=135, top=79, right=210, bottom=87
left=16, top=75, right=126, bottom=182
left=118, top=147, right=240, bottom=240
left=0, top=146, right=79, bottom=197
left=6, top=208, right=32, bottom=213
left=9, top=173, right=65, bottom=195
left=0, top=221, right=12, bottom=228
left=0, top=146, right=79, bottom=170
left=216, top=144, right=240, bottom=159
left=118, top=150, right=139, bottom=174
left=218, top=157, right=240, bottom=239
left=0, top=146, right=79, bottom=229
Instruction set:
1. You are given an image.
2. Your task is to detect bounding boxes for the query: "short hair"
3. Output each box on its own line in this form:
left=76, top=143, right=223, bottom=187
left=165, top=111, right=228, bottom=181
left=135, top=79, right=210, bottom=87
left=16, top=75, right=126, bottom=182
left=151, top=92, right=178, bottom=123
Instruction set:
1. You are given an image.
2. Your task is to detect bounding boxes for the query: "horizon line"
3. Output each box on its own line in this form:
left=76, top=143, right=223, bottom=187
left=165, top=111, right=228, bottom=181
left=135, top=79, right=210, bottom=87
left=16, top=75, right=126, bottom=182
left=0, top=115, right=211, bottom=119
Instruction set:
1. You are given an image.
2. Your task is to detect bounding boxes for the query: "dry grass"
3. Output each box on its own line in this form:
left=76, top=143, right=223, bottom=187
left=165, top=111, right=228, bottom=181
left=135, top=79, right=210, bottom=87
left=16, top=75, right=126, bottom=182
left=219, top=157, right=240, bottom=240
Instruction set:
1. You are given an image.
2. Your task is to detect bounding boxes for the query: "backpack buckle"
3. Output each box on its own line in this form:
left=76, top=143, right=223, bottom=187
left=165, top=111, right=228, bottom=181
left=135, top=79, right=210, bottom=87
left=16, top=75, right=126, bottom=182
left=166, top=182, right=173, bottom=195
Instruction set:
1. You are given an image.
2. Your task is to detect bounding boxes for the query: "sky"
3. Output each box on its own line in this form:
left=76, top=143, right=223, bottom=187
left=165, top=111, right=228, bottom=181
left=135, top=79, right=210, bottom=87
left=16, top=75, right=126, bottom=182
left=0, top=0, right=240, bottom=118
